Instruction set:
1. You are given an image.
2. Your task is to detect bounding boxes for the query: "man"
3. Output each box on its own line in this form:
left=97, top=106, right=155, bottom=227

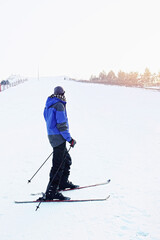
left=43, top=86, right=78, bottom=200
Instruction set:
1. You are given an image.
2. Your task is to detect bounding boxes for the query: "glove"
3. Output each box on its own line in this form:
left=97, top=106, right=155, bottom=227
left=69, top=138, right=76, bottom=147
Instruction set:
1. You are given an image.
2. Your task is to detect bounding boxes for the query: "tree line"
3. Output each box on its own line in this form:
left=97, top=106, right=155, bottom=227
left=89, top=68, right=160, bottom=88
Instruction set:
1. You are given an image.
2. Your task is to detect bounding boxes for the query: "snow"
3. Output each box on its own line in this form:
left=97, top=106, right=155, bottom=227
left=0, top=77, right=160, bottom=240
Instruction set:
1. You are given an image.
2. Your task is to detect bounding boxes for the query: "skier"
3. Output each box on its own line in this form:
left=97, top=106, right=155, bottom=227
left=42, top=86, right=78, bottom=200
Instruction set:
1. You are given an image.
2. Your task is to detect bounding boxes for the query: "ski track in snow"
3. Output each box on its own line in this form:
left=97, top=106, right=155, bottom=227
left=0, top=77, right=160, bottom=240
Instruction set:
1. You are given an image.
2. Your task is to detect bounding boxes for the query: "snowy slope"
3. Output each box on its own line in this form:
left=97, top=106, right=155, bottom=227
left=0, top=77, right=160, bottom=240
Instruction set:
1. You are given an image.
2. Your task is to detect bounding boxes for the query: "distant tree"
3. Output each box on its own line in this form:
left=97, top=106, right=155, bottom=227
left=99, top=70, right=107, bottom=82
left=90, top=75, right=99, bottom=82
left=106, top=70, right=117, bottom=84
left=141, top=68, right=151, bottom=86
left=117, top=70, right=127, bottom=85
left=157, top=72, right=160, bottom=86
left=151, top=73, right=157, bottom=85
left=127, top=72, right=139, bottom=86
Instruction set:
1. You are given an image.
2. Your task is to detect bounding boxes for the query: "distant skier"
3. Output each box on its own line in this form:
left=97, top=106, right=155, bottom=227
left=42, top=86, right=78, bottom=200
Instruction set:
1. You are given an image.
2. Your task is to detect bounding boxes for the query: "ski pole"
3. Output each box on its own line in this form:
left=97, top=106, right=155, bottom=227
left=36, top=146, right=71, bottom=211
left=28, top=151, right=53, bottom=183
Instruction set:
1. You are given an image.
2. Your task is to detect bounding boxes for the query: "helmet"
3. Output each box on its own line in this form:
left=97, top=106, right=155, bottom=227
left=54, top=86, right=65, bottom=95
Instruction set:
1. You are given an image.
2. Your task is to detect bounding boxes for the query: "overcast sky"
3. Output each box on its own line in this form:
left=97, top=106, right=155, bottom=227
left=0, top=0, right=160, bottom=80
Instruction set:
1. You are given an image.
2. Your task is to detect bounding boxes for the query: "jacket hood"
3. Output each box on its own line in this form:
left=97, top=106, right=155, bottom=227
left=45, top=96, right=66, bottom=109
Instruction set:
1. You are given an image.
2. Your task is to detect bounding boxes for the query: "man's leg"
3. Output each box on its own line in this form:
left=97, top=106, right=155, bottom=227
left=45, top=142, right=66, bottom=199
left=59, top=149, right=72, bottom=189
left=59, top=149, right=79, bottom=190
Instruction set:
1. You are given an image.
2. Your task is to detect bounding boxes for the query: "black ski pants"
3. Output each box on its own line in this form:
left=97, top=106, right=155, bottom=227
left=46, top=141, right=72, bottom=197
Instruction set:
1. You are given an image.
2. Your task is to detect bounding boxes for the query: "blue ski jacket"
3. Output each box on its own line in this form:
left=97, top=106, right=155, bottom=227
left=44, top=96, right=72, bottom=147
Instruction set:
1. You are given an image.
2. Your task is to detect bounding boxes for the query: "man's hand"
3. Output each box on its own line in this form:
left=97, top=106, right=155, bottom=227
left=69, top=138, right=76, bottom=147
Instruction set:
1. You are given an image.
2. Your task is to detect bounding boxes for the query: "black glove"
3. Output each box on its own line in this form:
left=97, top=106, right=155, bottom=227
left=69, top=138, right=76, bottom=147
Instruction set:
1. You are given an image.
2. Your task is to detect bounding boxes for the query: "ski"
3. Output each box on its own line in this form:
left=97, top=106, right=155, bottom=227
left=15, top=195, right=110, bottom=204
left=30, top=179, right=111, bottom=196
left=62, top=179, right=111, bottom=192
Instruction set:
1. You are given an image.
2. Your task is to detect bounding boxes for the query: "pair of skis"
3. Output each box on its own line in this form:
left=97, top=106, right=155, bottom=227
left=15, top=179, right=111, bottom=204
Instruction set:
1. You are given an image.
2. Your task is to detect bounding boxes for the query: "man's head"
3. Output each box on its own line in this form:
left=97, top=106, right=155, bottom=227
left=54, top=86, right=65, bottom=95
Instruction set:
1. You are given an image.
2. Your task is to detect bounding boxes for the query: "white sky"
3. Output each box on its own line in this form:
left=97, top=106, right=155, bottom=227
left=0, top=0, right=160, bottom=80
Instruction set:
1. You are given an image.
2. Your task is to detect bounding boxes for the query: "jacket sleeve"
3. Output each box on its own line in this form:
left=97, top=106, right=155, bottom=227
left=55, top=103, right=72, bottom=142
